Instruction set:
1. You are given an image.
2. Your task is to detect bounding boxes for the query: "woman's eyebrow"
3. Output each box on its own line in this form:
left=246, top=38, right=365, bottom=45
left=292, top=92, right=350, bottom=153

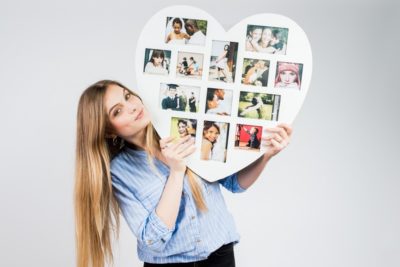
left=108, top=89, right=126, bottom=116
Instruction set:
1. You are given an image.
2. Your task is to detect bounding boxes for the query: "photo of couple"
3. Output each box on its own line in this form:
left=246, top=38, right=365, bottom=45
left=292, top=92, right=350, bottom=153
left=176, top=52, right=203, bottom=79
left=201, top=121, right=229, bottom=163
left=209, top=41, right=238, bottom=83
left=238, top=91, right=281, bottom=121
left=241, top=58, right=270, bottom=87
left=235, top=124, right=262, bottom=151
left=275, top=62, right=303, bottom=90
left=160, top=83, right=200, bottom=113
left=170, top=117, right=197, bottom=140
left=245, top=25, right=288, bottom=55
left=143, top=48, right=171, bottom=76
left=165, top=17, right=207, bottom=46
left=205, top=88, right=232, bottom=116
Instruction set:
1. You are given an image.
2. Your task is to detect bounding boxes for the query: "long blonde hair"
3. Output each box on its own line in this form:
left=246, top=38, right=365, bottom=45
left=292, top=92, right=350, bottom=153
left=74, top=80, right=206, bottom=267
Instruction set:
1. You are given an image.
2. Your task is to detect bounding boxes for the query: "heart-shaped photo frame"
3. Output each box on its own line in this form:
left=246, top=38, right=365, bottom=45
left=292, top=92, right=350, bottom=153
left=135, top=5, right=312, bottom=181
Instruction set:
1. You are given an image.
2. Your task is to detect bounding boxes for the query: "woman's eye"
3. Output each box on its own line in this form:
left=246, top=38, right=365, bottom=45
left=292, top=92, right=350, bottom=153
left=113, top=108, right=121, bottom=116
left=125, top=93, right=131, bottom=100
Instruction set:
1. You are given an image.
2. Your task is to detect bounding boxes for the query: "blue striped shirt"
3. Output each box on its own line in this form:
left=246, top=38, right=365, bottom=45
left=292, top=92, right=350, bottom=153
left=110, top=146, right=246, bottom=264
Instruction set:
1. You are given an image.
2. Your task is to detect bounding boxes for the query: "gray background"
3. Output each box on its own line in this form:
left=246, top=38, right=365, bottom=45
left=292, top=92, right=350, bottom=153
left=0, top=0, right=399, bottom=266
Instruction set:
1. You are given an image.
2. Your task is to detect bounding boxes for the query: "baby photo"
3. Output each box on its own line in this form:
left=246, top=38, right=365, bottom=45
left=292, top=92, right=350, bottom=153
left=241, top=58, right=270, bottom=87
left=160, top=83, right=200, bottom=113
left=234, top=124, right=263, bottom=151
left=205, top=88, right=233, bottom=116
left=176, top=52, right=204, bottom=79
left=201, top=121, right=230, bottom=163
left=143, top=48, right=171, bottom=76
left=274, top=61, right=303, bottom=90
left=165, top=17, right=207, bottom=46
left=170, top=117, right=197, bottom=141
left=238, top=91, right=281, bottom=121
left=209, top=40, right=239, bottom=83
left=245, top=25, right=289, bottom=55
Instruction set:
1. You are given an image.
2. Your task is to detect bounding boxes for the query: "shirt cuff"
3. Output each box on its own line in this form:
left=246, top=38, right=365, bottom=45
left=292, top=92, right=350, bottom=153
left=231, top=172, right=247, bottom=193
left=145, top=210, right=175, bottom=246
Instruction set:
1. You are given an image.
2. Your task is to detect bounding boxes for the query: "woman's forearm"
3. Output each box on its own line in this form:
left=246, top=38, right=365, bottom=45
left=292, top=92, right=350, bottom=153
left=237, top=154, right=271, bottom=189
left=155, top=169, right=185, bottom=229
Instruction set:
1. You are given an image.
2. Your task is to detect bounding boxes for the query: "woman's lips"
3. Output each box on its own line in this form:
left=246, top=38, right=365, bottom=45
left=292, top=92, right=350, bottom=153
left=135, top=109, right=144, bottom=121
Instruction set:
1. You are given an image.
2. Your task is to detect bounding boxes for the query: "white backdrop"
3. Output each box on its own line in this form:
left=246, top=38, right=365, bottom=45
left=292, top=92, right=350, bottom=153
left=0, top=0, right=399, bottom=266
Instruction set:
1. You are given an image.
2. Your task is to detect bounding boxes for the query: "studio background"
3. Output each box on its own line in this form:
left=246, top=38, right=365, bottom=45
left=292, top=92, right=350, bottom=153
left=0, top=0, right=399, bottom=266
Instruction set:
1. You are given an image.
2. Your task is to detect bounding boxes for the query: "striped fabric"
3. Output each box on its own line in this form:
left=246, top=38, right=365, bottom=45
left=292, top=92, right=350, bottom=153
left=110, top=146, right=246, bottom=264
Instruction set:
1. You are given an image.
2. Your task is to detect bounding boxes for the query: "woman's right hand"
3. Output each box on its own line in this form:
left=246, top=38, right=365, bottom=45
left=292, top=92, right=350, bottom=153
left=160, top=135, right=196, bottom=173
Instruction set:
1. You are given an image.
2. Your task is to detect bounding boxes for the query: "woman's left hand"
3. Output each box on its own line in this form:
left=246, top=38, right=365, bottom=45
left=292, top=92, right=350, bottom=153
left=262, top=123, right=293, bottom=159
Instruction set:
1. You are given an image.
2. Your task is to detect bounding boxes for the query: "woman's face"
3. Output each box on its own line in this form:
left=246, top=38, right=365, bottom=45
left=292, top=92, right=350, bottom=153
left=178, top=122, right=188, bottom=137
left=251, top=29, right=262, bottom=41
left=204, top=126, right=220, bottom=143
left=152, top=56, right=163, bottom=66
left=173, top=22, right=182, bottom=34
left=261, top=28, right=272, bottom=44
left=279, top=70, right=297, bottom=84
left=104, top=84, right=150, bottom=140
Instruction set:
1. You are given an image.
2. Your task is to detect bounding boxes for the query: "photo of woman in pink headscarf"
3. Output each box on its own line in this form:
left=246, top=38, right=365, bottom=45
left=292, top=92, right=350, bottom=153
left=274, top=62, right=303, bottom=90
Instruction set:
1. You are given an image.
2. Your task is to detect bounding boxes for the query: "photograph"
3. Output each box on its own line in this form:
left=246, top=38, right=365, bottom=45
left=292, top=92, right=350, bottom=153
left=176, top=52, right=204, bottom=79
left=201, top=120, right=230, bottom=163
left=209, top=40, right=239, bottom=83
left=205, top=88, right=233, bottom=116
left=143, top=48, right=171, bottom=75
left=234, top=124, right=263, bottom=151
left=160, top=83, right=200, bottom=113
left=170, top=117, right=197, bottom=140
left=275, top=61, right=303, bottom=90
left=245, top=24, right=288, bottom=55
left=241, top=58, right=270, bottom=87
left=238, top=91, right=281, bottom=121
left=165, top=17, right=207, bottom=45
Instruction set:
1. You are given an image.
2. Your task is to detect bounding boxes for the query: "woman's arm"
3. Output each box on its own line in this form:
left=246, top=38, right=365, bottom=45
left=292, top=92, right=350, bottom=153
left=216, top=51, right=228, bottom=62
left=155, top=135, right=195, bottom=229
left=237, top=123, right=292, bottom=189
left=200, top=139, right=212, bottom=160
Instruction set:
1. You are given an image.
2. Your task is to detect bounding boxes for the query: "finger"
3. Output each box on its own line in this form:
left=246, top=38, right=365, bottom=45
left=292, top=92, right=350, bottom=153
left=175, top=137, right=195, bottom=154
left=178, top=144, right=196, bottom=158
left=169, top=135, right=191, bottom=150
left=270, top=138, right=283, bottom=150
left=160, top=136, right=175, bottom=148
left=277, top=123, right=293, bottom=136
left=263, top=133, right=282, bottom=142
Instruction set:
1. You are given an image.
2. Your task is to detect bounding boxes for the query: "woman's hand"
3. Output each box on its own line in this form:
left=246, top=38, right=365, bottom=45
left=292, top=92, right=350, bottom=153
left=160, top=135, right=196, bottom=173
left=262, top=123, right=293, bottom=159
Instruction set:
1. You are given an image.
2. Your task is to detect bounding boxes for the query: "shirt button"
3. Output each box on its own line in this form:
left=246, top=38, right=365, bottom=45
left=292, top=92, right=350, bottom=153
left=191, top=216, right=195, bottom=220
left=147, top=240, right=153, bottom=245
left=196, top=239, right=201, bottom=243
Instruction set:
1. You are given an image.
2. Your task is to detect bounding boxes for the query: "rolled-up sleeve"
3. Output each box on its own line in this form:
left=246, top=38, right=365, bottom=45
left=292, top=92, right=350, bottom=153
left=112, top=176, right=175, bottom=253
left=218, top=172, right=246, bottom=193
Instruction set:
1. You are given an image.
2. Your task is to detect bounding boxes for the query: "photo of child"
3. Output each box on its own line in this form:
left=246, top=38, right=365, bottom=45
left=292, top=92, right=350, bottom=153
left=176, top=52, right=203, bottom=79
left=209, top=41, right=238, bottom=83
left=170, top=117, right=197, bottom=141
left=238, top=91, right=281, bottom=121
left=165, top=17, right=207, bottom=45
left=201, top=121, right=229, bottom=163
left=274, top=62, right=303, bottom=90
left=143, top=48, right=171, bottom=75
left=160, top=83, right=200, bottom=113
left=234, top=124, right=262, bottom=151
left=245, top=25, right=288, bottom=55
left=241, top=58, right=270, bottom=87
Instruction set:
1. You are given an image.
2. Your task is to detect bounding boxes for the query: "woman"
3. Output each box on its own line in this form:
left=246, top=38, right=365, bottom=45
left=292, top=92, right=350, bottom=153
left=144, top=49, right=168, bottom=75
left=275, top=62, right=301, bottom=89
left=165, top=18, right=190, bottom=44
left=75, top=80, right=292, bottom=267
left=200, top=121, right=221, bottom=161
left=215, top=44, right=230, bottom=82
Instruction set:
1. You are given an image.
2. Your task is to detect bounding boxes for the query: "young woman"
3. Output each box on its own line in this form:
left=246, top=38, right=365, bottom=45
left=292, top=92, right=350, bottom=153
left=275, top=62, right=301, bottom=89
left=215, top=45, right=230, bottom=82
left=165, top=18, right=190, bottom=44
left=144, top=50, right=168, bottom=75
left=75, top=80, right=292, bottom=267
